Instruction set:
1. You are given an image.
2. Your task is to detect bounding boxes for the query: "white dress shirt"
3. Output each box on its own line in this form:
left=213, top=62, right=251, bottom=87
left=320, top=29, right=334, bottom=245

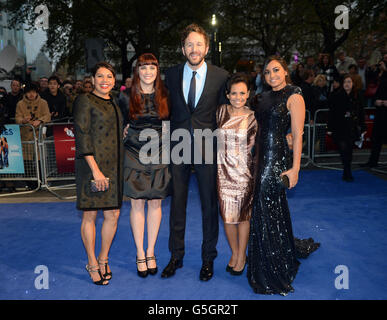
left=182, top=61, right=207, bottom=108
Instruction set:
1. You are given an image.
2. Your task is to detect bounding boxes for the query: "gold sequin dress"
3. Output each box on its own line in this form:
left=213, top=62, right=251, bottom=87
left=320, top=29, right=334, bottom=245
left=216, top=104, right=258, bottom=224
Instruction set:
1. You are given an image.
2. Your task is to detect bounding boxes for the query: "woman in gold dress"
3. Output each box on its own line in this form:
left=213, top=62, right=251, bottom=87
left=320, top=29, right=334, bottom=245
left=216, top=73, right=258, bottom=275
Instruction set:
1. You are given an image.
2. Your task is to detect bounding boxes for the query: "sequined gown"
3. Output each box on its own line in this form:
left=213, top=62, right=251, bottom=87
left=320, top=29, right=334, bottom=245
left=216, top=104, right=258, bottom=224
left=248, top=85, right=319, bottom=295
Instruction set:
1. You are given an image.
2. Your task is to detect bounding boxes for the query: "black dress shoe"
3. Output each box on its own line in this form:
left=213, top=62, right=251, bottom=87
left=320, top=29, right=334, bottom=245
left=199, top=261, right=214, bottom=281
left=161, top=258, right=183, bottom=278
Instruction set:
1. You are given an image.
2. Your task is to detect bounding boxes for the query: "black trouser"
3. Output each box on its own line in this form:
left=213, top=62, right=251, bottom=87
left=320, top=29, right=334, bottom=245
left=334, top=136, right=353, bottom=174
left=168, top=141, right=219, bottom=263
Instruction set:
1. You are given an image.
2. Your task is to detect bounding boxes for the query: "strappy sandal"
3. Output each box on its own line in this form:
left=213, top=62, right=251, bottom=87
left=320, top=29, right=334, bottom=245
left=98, top=257, right=112, bottom=280
left=136, top=257, right=148, bottom=278
left=146, top=256, right=158, bottom=275
left=85, top=264, right=109, bottom=285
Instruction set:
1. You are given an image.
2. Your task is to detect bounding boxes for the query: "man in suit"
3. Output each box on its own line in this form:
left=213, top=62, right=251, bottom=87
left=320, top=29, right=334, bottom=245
left=161, top=23, right=228, bottom=281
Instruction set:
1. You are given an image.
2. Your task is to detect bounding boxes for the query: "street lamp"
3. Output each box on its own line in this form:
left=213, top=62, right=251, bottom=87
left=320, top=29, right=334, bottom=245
left=211, top=14, right=219, bottom=66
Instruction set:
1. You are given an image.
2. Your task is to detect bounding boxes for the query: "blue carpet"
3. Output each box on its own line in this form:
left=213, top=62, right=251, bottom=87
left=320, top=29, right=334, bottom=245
left=0, top=169, right=386, bottom=300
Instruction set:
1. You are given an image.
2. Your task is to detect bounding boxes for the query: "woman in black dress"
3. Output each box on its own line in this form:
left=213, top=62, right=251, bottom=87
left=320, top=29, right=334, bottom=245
left=123, top=53, right=170, bottom=277
left=73, top=62, right=124, bottom=286
left=248, top=56, right=319, bottom=296
left=327, top=74, right=366, bottom=181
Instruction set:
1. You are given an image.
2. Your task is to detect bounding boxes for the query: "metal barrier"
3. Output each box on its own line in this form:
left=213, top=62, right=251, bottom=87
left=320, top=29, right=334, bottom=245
left=301, top=110, right=312, bottom=167
left=311, top=107, right=387, bottom=170
left=0, top=124, right=41, bottom=197
left=2, top=110, right=385, bottom=199
left=38, top=122, right=76, bottom=200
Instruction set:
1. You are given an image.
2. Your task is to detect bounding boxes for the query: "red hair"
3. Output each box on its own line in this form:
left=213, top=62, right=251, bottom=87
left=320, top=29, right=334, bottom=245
left=129, top=53, right=169, bottom=120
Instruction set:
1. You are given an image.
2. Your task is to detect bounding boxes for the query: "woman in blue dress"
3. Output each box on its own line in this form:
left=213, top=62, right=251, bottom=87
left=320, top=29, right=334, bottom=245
left=248, top=56, right=319, bottom=296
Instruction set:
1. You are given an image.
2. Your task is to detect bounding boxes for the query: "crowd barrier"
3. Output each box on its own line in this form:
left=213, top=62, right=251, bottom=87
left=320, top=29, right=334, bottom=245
left=38, top=122, right=76, bottom=200
left=311, top=107, right=387, bottom=170
left=0, top=111, right=386, bottom=199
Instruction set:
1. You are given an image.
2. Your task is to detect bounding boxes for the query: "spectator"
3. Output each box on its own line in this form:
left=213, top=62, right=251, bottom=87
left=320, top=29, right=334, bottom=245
left=254, top=64, right=264, bottom=95
left=4, top=79, right=23, bottom=123
left=316, top=53, right=339, bottom=92
left=331, top=74, right=343, bottom=94
left=82, top=80, right=94, bottom=93
left=15, top=83, right=51, bottom=188
left=305, top=55, right=318, bottom=74
left=290, top=62, right=304, bottom=87
left=62, top=80, right=76, bottom=116
left=348, top=64, right=363, bottom=93
left=300, top=69, right=316, bottom=123
left=362, top=60, right=387, bottom=167
left=0, top=87, right=6, bottom=132
left=336, top=51, right=357, bottom=74
left=74, top=80, right=83, bottom=94
left=39, top=77, right=49, bottom=94
left=357, top=57, right=368, bottom=91
left=118, top=77, right=132, bottom=122
left=327, top=74, right=366, bottom=182
left=312, top=74, right=329, bottom=111
left=41, top=75, right=67, bottom=121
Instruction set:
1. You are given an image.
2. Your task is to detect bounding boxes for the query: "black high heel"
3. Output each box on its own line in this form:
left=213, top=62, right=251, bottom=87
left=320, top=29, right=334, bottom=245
left=230, top=263, right=246, bottom=276
left=146, top=256, right=158, bottom=275
left=98, top=257, right=112, bottom=280
left=226, top=264, right=234, bottom=273
left=85, top=264, right=109, bottom=285
left=136, top=257, right=148, bottom=278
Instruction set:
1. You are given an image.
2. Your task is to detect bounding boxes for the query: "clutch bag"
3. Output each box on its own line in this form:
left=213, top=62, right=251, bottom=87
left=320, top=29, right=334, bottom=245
left=90, top=178, right=110, bottom=192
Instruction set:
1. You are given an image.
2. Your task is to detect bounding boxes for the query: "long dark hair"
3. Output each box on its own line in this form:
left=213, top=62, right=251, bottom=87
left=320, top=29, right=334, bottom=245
left=342, top=73, right=358, bottom=98
left=129, top=53, right=169, bottom=120
left=262, top=55, right=292, bottom=86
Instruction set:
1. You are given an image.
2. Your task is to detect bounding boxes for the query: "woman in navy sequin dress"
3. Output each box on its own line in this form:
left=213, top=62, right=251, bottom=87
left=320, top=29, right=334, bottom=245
left=248, top=56, right=319, bottom=296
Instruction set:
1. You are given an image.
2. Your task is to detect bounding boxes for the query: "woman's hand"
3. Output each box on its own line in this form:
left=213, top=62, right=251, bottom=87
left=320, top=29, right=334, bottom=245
left=281, top=167, right=299, bottom=189
left=92, top=169, right=109, bottom=191
left=123, top=124, right=129, bottom=139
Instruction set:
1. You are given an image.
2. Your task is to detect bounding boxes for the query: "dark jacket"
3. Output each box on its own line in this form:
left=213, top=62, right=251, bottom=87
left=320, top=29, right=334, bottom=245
left=4, top=92, right=23, bottom=122
left=41, top=90, right=67, bottom=120
left=73, top=93, right=124, bottom=210
left=300, top=81, right=316, bottom=121
left=164, top=62, right=228, bottom=133
left=328, top=89, right=366, bottom=140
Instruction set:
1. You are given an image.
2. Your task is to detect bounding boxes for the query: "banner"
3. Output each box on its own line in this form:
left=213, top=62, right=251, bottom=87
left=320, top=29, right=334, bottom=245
left=53, top=124, right=75, bottom=174
left=0, top=125, right=25, bottom=174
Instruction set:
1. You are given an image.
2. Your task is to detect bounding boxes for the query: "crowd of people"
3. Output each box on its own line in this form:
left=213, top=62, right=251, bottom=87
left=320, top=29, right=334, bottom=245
left=251, top=50, right=387, bottom=179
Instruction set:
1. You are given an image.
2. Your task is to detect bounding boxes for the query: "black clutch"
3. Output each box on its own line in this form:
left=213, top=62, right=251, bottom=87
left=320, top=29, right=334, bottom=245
left=279, top=174, right=290, bottom=189
left=90, top=178, right=110, bottom=192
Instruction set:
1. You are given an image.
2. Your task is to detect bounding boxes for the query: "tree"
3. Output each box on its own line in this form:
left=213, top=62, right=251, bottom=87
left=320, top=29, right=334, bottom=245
left=2, top=0, right=212, bottom=79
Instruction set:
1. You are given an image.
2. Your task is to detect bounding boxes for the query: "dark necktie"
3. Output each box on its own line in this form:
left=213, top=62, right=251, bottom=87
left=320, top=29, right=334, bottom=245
left=187, top=71, right=197, bottom=113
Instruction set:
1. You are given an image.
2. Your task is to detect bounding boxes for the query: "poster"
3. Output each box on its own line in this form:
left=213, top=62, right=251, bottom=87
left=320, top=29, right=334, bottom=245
left=53, top=124, right=75, bottom=174
left=0, top=124, right=25, bottom=174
